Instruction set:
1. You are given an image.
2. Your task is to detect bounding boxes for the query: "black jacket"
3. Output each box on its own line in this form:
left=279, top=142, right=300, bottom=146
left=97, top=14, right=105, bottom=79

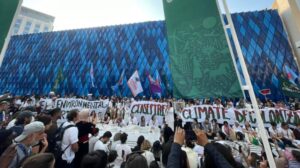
left=167, top=143, right=234, bottom=168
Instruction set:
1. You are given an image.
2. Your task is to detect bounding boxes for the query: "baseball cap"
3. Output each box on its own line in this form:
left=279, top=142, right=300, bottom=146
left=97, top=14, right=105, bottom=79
left=0, top=100, right=9, bottom=105
left=14, top=121, right=45, bottom=142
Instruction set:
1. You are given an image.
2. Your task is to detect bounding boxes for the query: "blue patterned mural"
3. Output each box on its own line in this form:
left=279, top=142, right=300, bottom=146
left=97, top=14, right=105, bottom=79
left=229, top=10, right=299, bottom=101
left=0, top=9, right=298, bottom=100
left=0, top=21, right=172, bottom=97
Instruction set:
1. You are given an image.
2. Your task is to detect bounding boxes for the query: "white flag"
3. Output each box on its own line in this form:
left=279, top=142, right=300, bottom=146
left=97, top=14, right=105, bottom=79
left=127, top=70, right=143, bottom=97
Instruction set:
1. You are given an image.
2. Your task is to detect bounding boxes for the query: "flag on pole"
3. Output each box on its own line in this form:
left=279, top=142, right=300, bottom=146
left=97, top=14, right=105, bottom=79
left=118, top=69, right=125, bottom=85
left=127, top=70, right=143, bottom=97
left=0, top=0, right=20, bottom=64
left=111, top=69, right=125, bottom=94
left=90, top=64, right=95, bottom=88
left=52, top=67, right=64, bottom=92
left=284, top=65, right=298, bottom=84
left=162, top=0, right=242, bottom=98
left=147, top=70, right=162, bottom=97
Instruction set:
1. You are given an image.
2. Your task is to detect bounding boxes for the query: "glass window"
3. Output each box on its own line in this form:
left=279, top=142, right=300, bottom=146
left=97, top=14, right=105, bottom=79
left=23, top=21, right=32, bottom=34
left=44, top=26, right=49, bottom=32
left=33, top=24, right=41, bottom=33
left=13, top=27, right=19, bottom=35
left=14, top=18, right=22, bottom=27
left=13, top=18, right=22, bottom=35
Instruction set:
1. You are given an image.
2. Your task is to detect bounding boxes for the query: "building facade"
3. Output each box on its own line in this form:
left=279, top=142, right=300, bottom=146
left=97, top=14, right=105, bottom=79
left=12, top=6, right=55, bottom=35
left=0, top=10, right=298, bottom=101
left=272, top=0, right=300, bottom=67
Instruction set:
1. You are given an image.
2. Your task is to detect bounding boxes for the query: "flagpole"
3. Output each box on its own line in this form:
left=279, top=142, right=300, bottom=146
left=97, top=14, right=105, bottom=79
left=0, top=0, right=23, bottom=66
left=215, top=1, right=246, bottom=100
left=217, top=0, right=276, bottom=167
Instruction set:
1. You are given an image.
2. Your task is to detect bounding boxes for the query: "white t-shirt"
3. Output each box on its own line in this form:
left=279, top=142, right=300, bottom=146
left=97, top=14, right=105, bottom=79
left=94, top=140, right=109, bottom=153
left=268, top=127, right=280, bottom=138
left=232, top=125, right=243, bottom=133
left=213, top=104, right=224, bottom=108
left=61, top=121, right=78, bottom=163
left=89, top=136, right=99, bottom=153
left=6, top=119, right=16, bottom=130
left=182, top=147, right=198, bottom=168
left=165, top=107, right=175, bottom=131
left=142, top=150, right=155, bottom=167
left=279, top=128, right=294, bottom=140
left=193, top=144, right=204, bottom=155
left=148, top=119, right=159, bottom=128
left=111, top=140, right=121, bottom=151
left=115, top=144, right=132, bottom=166
left=129, top=117, right=138, bottom=125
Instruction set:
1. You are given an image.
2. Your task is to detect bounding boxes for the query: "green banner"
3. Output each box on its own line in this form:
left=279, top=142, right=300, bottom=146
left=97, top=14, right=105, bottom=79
left=162, top=0, right=243, bottom=98
left=279, top=76, right=300, bottom=98
left=0, top=0, right=19, bottom=52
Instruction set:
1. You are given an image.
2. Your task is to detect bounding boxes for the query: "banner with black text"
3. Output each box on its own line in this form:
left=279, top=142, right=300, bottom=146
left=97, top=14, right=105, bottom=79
left=128, top=101, right=168, bottom=125
left=179, top=105, right=300, bottom=127
left=54, top=98, right=109, bottom=113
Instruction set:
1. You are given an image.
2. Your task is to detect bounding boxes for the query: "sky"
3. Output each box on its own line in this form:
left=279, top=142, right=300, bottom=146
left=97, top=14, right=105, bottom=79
left=22, top=0, right=275, bottom=31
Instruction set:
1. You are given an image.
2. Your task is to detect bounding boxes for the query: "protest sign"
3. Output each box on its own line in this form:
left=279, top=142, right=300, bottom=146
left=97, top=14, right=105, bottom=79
left=128, top=101, right=168, bottom=125
left=179, top=105, right=300, bottom=127
left=54, top=98, right=109, bottom=113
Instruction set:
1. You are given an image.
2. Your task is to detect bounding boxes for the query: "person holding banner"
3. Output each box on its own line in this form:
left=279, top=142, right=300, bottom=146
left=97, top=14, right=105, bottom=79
left=139, top=116, right=146, bottom=127
left=128, top=113, right=138, bottom=125
left=211, top=119, right=220, bottom=139
left=148, top=114, right=159, bottom=128
left=221, top=121, right=233, bottom=140
left=102, top=112, right=111, bottom=124
left=165, top=102, right=175, bottom=131
left=268, top=122, right=285, bottom=148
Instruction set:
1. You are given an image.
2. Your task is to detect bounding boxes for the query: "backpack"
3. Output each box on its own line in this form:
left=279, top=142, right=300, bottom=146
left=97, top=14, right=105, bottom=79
left=52, top=122, right=76, bottom=164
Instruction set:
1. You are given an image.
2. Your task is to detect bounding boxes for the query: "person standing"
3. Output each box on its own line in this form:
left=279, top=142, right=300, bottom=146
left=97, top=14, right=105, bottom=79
left=45, top=108, right=62, bottom=154
left=8, top=121, right=46, bottom=168
left=115, top=133, right=132, bottom=167
left=94, top=131, right=112, bottom=153
left=128, top=113, right=138, bottom=125
left=141, top=139, right=155, bottom=167
left=74, top=109, right=97, bottom=168
left=165, top=102, right=175, bottom=131
left=88, top=128, right=99, bottom=153
left=60, top=109, right=79, bottom=168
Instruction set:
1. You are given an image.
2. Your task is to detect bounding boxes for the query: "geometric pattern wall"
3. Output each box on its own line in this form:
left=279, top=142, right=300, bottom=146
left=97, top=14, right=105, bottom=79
left=230, top=10, right=299, bottom=101
left=0, top=21, right=172, bottom=97
left=0, top=9, right=298, bottom=100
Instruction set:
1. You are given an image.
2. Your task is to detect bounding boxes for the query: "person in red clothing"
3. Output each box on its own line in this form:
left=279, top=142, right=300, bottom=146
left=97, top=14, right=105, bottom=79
left=74, top=109, right=97, bottom=168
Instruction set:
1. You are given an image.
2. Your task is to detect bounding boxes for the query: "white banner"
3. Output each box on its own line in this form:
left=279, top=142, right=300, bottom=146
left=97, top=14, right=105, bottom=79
left=179, top=105, right=300, bottom=127
left=54, top=98, right=109, bottom=113
left=128, top=101, right=168, bottom=125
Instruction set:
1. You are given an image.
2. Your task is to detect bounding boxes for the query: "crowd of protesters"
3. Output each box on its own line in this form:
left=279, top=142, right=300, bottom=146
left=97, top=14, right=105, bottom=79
left=0, top=91, right=300, bottom=168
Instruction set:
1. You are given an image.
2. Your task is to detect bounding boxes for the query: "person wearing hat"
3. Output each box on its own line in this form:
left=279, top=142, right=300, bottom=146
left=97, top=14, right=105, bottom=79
left=8, top=111, right=34, bottom=136
left=9, top=121, right=46, bottom=168
left=0, top=99, right=10, bottom=112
